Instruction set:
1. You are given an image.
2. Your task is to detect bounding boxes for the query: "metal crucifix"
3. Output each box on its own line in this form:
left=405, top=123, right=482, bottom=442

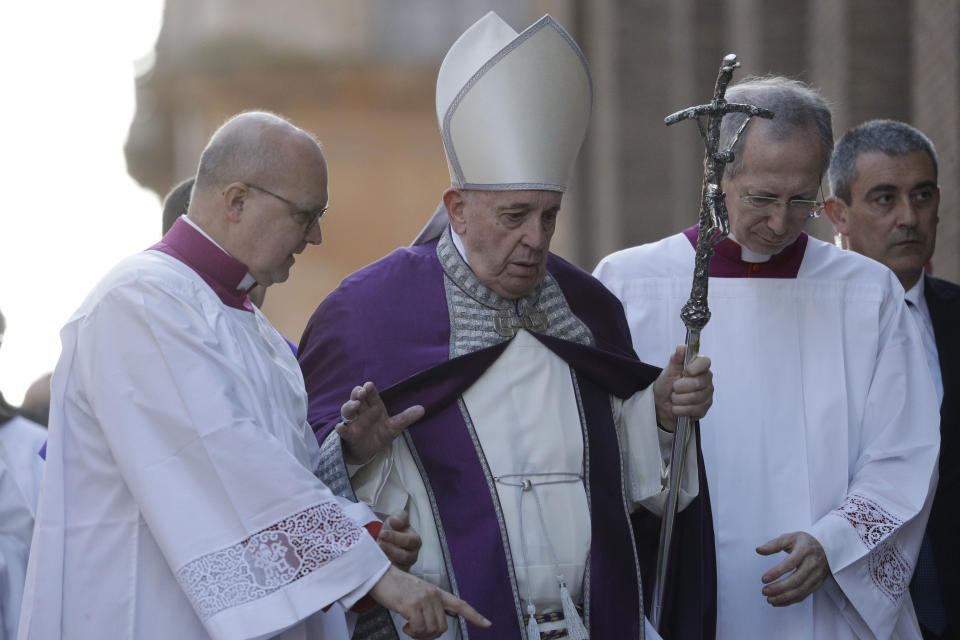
left=650, top=53, right=773, bottom=632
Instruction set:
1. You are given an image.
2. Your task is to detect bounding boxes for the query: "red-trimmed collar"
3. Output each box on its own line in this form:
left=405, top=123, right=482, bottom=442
left=683, top=225, right=807, bottom=278
left=150, top=217, right=256, bottom=312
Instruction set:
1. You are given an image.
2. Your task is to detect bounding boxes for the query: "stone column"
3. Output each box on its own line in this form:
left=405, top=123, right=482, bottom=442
left=913, top=0, right=960, bottom=283
left=582, top=0, right=622, bottom=267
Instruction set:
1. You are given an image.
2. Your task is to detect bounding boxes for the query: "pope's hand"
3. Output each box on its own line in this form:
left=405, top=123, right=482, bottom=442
left=652, top=345, right=713, bottom=430
left=756, top=531, right=829, bottom=606
left=370, top=565, right=491, bottom=639
left=336, top=381, right=425, bottom=465
left=378, top=510, right=422, bottom=573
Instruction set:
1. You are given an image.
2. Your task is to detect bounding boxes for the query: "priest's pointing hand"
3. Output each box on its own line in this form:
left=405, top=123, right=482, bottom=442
left=652, top=344, right=714, bottom=430
left=337, top=381, right=425, bottom=465
left=370, top=565, right=492, bottom=639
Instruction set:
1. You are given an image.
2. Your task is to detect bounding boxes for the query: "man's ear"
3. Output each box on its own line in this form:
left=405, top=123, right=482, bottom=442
left=443, top=188, right=468, bottom=235
left=222, top=182, right=248, bottom=223
left=823, top=195, right=848, bottom=235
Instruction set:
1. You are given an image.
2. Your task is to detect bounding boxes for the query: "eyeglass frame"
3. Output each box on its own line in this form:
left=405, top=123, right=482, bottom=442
left=245, top=183, right=327, bottom=231
left=735, top=183, right=826, bottom=220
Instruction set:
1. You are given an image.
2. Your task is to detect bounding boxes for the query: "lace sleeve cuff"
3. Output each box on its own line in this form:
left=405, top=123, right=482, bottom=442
left=176, top=501, right=371, bottom=621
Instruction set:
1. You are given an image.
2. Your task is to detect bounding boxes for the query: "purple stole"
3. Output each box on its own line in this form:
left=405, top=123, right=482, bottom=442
left=300, top=239, right=716, bottom=639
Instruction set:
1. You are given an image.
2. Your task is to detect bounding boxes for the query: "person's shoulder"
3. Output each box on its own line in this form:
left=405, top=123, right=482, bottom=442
left=1, top=415, right=47, bottom=447
left=800, top=236, right=897, bottom=285
left=545, top=252, right=620, bottom=303
left=594, top=231, right=692, bottom=284
left=596, top=232, right=692, bottom=272
left=334, top=242, right=440, bottom=296
left=926, top=274, right=960, bottom=300
left=299, top=242, right=445, bottom=370
left=73, top=250, right=214, bottom=322
left=546, top=252, right=636, bottom=350
left=547, top=251, right=597, bottom=284
left=305, top=241, right=443, bottom=335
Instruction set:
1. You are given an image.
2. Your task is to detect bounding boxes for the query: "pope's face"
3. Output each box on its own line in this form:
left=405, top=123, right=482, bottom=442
left=826, top=150, right=938, bottom=290
left=447, top=189, right=561, bottom=299
left=721, top=120, right=824, bottom=255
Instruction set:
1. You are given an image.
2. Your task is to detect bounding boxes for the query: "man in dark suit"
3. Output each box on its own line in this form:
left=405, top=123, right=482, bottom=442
left=825, top=119, right=958, bottom=639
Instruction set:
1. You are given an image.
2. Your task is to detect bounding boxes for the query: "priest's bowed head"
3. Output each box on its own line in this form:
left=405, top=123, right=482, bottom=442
left=716, top=79, right=833, bottom=259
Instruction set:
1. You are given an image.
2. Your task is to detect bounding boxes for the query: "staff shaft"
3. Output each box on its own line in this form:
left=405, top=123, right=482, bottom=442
left=649, top=52, right=772, bottom=633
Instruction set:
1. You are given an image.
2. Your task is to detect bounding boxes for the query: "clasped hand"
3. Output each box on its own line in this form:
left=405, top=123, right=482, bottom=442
left=377, top=510, right=422, bottom=573
left=652, top=345, right=714, bottom=430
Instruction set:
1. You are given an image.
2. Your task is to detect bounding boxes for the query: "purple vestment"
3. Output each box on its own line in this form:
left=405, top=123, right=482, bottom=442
left=299, top=235, right=716, bottom=639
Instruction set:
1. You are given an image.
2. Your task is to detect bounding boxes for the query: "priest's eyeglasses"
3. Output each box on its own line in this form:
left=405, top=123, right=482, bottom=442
left=246, top=183, right=327, bottom=232
left=737, top=192, right=824, bottom=220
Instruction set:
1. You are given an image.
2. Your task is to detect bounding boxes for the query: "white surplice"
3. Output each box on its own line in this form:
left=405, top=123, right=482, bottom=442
left=19, top=250, right=390, bottom=640
left=0, top=416, right=46, bottom=640
left=0, top=417, right=43, bottom=640
left=595, top=233, right=940, bottom=639
left=350, top=329, right=695, bottom=640
left=0, top=417, right=46, bottom=516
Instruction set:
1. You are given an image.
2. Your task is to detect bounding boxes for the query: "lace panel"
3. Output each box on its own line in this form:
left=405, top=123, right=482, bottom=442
left=835, top=493, right=902, bottom=549
left=834, top=493, right=910, bottom=602
left=868, top=538, right=910, bottom=602
left=176, top=502, right=364, bottom=620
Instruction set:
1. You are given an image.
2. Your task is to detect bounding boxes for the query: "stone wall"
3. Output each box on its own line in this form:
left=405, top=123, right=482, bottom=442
left=126, top=0, right=960, bottom=340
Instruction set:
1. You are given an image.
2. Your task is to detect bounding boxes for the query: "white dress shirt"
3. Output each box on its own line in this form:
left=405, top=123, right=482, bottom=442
left=905, top=274, right=944, bottom=406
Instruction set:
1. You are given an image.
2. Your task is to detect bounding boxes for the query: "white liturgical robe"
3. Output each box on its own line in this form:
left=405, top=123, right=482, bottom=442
left=350, top=330, right=695, bottom=640
left=0, top=416, right=45, bottom=640
left=0, top=417, right=46, bottom=515
left=19, top=241, right=390, bottom=640
left=595, top=232, right=940, bottom=640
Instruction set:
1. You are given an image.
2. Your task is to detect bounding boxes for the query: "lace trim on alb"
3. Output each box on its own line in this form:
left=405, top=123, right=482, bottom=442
left=176, top=501, right=364, bottom=620
left=869, top=538, right=910, bottom=602
left=833, top=493, right=910, bottom=602
left=835, top=493, right=902, bottom=549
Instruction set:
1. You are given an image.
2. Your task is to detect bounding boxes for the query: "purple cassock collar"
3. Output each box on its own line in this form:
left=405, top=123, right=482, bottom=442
left=684, top=224, right=807, bottom=278
left=150, top=217, right=255, bottom=312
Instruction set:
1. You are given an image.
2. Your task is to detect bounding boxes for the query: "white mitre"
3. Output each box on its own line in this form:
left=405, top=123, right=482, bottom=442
left=438, top=11, right=592, bottom=191
left=413, top=11, right=592, bottom=244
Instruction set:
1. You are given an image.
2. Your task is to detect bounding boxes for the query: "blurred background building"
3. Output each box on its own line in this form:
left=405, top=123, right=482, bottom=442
left=126, top=0, right=959, bottom=342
